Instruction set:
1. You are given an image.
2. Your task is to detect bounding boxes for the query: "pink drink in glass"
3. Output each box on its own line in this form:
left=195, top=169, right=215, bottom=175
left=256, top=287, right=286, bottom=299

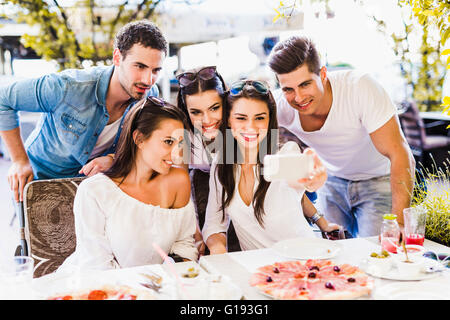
left=403, top=206, right=427, bottom=247
left=381, top=237, right=398, bottom=253
left=405, top=233, right=425, bottom=246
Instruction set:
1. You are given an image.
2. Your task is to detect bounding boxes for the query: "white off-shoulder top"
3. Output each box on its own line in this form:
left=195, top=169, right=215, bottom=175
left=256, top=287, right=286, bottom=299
left=58, top=173, right=198, bottom=271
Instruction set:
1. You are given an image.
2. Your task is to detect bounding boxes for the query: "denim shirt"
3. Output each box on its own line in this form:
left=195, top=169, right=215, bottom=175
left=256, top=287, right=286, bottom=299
left=0, top=65, right=158, bottom=179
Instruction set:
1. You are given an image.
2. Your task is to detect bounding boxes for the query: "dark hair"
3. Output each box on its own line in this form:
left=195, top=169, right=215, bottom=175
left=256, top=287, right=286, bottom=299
left=176, top=66, right=227, bottom=132
left=114, top=20, right=168, bottom=59
left=216, top=83, right=278, bottom=228
left=268, top=36, right=321, bottom=75
left=105, top=97, right=188, bottom=184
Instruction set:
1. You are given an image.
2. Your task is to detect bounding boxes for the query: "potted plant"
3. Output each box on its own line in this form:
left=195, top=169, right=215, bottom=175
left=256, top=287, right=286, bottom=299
left=412, top=156, right=450, bottom=247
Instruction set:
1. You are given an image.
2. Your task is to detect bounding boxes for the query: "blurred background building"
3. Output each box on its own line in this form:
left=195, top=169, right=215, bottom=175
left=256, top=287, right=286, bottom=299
left=0, top=0, right=448, bottom=163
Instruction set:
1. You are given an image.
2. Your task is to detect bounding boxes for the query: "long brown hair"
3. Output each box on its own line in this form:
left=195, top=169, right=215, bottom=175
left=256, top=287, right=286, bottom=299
left=216, top=83, right=278, bottom=228
left=176, top=66, right=227, bottom=132
left=105, top=97, right=188, bottom=185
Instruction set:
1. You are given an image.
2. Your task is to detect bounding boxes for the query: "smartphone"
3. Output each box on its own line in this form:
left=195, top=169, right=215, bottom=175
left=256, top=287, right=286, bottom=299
left=321, top=229, right=352, bottom=240
left=263, top=153, right=314, bottom=182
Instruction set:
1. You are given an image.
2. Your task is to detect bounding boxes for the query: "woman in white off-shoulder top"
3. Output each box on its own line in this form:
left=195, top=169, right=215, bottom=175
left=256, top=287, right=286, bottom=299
left=58, top=97, right=198, bottom=271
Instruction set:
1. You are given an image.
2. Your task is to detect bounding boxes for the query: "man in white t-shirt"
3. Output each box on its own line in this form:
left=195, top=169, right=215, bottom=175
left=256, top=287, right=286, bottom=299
left=268, top=36, right=415, bottom=237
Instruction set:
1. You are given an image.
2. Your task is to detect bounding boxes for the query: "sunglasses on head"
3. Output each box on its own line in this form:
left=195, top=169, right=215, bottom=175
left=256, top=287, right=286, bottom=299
left=147, top=95, right=167, bottom=107
left=229, top=80, right=269, bottom=96
left=176, top=66, right=217, bottom=88
left=136, top=96, right=167, bottom=119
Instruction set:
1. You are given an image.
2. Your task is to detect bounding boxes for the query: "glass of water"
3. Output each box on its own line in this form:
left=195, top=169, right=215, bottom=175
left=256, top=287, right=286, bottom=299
left=0, top=256, right=35, bottom=299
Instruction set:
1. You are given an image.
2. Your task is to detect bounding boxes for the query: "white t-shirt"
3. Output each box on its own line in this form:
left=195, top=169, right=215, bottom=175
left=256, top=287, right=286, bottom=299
left=58, top=173, right=198, bottom=271
left=202, top=157, right=316, bottom=251
left=275, top=70, right=396, bottom=181
left=89, top=118, right=121, bottom=160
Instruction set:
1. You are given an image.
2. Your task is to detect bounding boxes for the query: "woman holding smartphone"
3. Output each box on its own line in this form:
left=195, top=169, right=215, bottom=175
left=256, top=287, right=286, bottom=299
left=202, top=80, right=341, bottom=254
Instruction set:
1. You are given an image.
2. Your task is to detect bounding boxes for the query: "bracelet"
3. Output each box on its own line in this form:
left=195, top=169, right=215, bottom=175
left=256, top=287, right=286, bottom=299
left=309, top=211, right=324, bottom=225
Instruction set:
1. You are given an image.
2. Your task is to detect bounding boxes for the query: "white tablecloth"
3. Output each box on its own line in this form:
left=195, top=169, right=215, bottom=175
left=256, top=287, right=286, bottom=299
left=199, top=237, right=450, bottom=300
left=32, top=261, right=204, bottom=299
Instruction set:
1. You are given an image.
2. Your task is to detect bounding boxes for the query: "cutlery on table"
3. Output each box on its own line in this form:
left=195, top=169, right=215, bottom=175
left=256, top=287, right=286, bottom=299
left=139, top=270, right=163, bottom=292
left=140, top=280, right=162, bottom=292
left=140, top=271, right=163, bottom=284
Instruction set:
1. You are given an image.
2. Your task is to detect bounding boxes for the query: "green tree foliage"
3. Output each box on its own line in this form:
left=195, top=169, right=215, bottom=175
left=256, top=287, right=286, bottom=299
left=273, top=0, right=331, bottom=23
left=400, top=0, right=450, bottom=46
left=399, top=0, right=450, bottom=120
left=1, top=0, right=162, bottom=70
left=372, top=6, right=445, bottom=112
left=274, top=0, right=450, bottom=115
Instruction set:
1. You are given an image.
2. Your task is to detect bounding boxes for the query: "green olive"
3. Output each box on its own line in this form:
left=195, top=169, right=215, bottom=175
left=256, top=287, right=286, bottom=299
left=381, top=250, right=390, bottom=257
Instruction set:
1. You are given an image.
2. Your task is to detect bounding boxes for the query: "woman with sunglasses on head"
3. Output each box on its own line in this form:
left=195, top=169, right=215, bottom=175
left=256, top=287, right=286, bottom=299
left=58, top=97, right=198, bottom=271
left=202, top=80, right=341, bottom=254
left=175, top=66, right=241, bottom=254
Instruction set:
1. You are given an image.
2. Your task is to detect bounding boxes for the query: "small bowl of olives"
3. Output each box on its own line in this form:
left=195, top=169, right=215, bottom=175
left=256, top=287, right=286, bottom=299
left=367, top=250, right=393, bottom=275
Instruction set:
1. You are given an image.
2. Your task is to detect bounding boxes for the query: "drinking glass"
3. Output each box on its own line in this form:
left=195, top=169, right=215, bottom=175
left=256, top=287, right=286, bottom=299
left=176, top=275, right=211, bottom=300
left=0, top=256, right=35, bottom=299
left=403, top=206, right=427, bottom=246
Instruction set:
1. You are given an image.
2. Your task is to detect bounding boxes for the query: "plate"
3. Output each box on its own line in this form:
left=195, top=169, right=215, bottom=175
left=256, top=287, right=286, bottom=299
left=32, top=266, right=174, bottom=299
left=271, top=237, right=342, bottom=260
left=254, top=277, right=373, bottom=300
left=209, top=279, right=243, bottom=300
left=360, top=258, right=444, bottom=281
left=178, top=274, right=243, bottom=300
left=373, top=282, right=450, bottom=300
left=256, top=287, right=371, bottom=300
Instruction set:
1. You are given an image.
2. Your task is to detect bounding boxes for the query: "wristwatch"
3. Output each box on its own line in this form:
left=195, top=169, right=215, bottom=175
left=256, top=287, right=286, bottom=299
left=309, top=211, right=324, bottom=225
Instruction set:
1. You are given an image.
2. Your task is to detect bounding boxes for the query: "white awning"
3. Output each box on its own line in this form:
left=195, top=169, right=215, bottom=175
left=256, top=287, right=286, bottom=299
left=155, top=0, right=303, bottom=43
left=0, top=22, right=39, bottom=37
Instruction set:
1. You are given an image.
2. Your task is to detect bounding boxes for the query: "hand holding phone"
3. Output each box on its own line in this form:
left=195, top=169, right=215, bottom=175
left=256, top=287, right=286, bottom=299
left=321, top=229, right=351, bottom=240
left=263, top=147, right=314, bottom=182
left=294, top=148, right=327, bottom=192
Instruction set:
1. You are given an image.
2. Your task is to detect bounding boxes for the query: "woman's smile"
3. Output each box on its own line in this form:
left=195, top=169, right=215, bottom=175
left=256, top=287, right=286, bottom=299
left=240, top=132, right=259, bottom=142
left=202, top=121, right=220, bottom=133
left=162, top=159, right=173, bottom=168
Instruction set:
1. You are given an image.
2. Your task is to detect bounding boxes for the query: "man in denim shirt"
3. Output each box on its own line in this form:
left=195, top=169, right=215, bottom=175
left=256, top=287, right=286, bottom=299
left=0, top=20, right=167, bottom=202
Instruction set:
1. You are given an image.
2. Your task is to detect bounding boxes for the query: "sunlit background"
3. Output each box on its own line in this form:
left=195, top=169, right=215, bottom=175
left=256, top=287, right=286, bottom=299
left=0, top=0, right=448, bottom=264
left=3, top=0, right=448, bottom=104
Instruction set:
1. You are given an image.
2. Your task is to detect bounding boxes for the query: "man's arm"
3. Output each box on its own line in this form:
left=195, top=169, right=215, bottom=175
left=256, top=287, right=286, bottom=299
left=0, top=127, right=34, bottom=202
left=370, top=116, right=416, bottom=226
left=79, top=154, right=114, bottom=177
left=0, top=75, right=65, bottom=201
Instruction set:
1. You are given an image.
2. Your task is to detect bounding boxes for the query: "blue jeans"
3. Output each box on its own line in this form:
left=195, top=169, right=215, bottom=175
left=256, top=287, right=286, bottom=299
left=315, top=174, right=392, bottom=238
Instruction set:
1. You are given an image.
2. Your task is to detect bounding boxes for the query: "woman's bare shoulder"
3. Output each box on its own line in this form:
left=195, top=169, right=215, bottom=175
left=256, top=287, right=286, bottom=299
left=164, top=167, right=191, bottom=208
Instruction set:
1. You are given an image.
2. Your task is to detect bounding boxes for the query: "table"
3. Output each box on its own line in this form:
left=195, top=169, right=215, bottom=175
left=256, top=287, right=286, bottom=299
left=31, top=260, right=211, bottom=300
left=419, top=111, right=450, bottom=122
left=419, top=111, right=450, bottom=137
left=199, top=237, right=450, bottom=300
left=30, top=237, right=449, bottom=300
